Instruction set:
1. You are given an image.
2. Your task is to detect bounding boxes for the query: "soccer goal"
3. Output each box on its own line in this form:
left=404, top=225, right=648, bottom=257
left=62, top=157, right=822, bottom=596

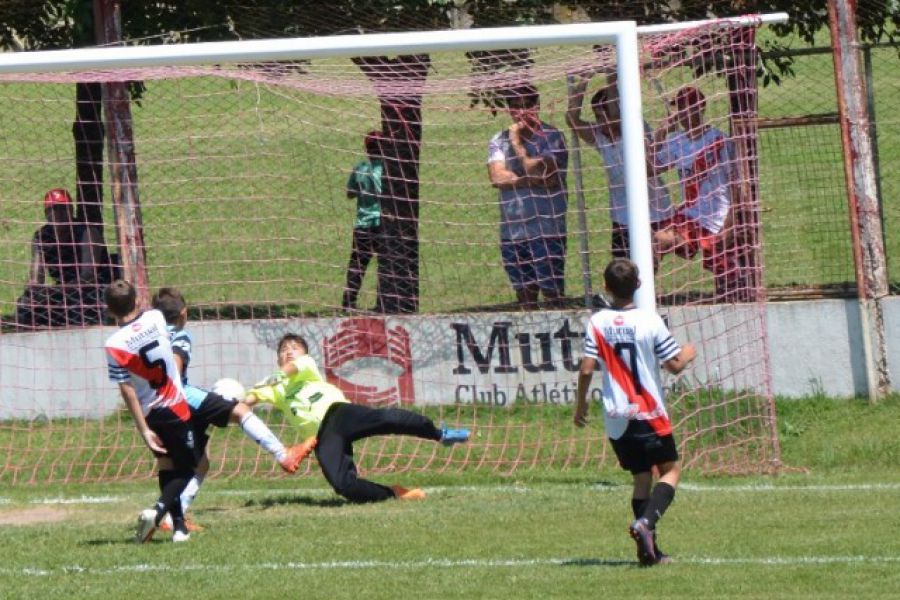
left=0, top=14, right=786, bottom=484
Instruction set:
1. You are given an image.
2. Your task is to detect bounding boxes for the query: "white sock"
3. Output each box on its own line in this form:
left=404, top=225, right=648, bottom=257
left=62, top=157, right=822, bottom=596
left=240, top=412, right=286, bottom=460
left=180, top=474, right=204, bottom=513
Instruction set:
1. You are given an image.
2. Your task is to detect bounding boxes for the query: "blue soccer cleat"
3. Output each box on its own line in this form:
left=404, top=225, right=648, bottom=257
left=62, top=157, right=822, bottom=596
left=440, top=423, right=470, bottom=446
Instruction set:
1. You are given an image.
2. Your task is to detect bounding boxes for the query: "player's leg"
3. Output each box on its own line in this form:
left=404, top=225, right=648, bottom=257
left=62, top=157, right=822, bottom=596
left=642, top=458, right=680, bottom=528
left=633, top=431, right=680, bottom=564
left=161, top=434, right=210, bottom=533
left=177, top=448, right=209, bottom=527
left=612, top=428, right=657, bottom=565
left=342, top=228, right=367, bottom=309
left=143, top=408, right=199, bottom=543
left=611, top=222, right=629, bottom=259
left=314, top=413, right=395, bottom=503
left=226, top=397, right=313, bottom=472
left=502, top=239, right=539, bottom=310
left=329, top=402, right=443, bottom=443
left=533, top=236, right=566, bottom=309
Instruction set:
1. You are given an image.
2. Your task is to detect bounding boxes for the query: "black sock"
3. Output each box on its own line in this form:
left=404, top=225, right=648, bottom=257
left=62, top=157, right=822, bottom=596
left=642, top=482, right=676, bottom=529
left=157, top=469, right=190, bottom=525
left=631, top=497, right=648, bottom=521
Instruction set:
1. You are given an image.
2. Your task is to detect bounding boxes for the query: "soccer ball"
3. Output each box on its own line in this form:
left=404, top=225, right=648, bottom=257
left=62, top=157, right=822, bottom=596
left=212, top=377, right=246, bottom=401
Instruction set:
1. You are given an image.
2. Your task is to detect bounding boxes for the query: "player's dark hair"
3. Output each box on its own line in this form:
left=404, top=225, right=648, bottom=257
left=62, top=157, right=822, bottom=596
left=364, top=130, right=382, bottom=157
left=604, top=258, right=640, bottom=301
left=151, top=287, right=186, bottom=325
left=277, top=333, right=308, bottom=355
left=105, top=279, right=136, bottom=318
left=502, top=84, right=539, bottom=109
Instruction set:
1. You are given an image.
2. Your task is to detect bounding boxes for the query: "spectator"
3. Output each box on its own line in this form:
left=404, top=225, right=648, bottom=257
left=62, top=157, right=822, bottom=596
left=29, top=188, right=113, bottom=287
left=342, top=131, right=384, bottom=311
left=566, top=77, right=674, bottom=259
left=649, top=87, right=748, bottom=301
left=487, top=85, right=569, bottom=310
left=16, top=188, right=117, bottom=327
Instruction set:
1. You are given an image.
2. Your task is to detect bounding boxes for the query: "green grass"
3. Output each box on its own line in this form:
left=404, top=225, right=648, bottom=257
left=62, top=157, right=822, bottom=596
left=0, top=395, right=898, bottom=599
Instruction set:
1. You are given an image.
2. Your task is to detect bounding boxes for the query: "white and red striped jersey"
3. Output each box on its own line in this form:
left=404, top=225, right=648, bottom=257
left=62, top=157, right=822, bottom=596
left=583, top=307, right=681, bottom=440
left=105, top=309, right=189, bottom=417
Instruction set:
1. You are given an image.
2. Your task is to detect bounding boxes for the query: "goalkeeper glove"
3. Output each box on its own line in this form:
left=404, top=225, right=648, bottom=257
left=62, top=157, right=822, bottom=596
left=260, top=371, right=288, bottom=387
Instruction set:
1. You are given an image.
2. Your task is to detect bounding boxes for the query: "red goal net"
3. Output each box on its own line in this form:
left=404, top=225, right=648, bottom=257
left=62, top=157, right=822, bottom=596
left=0, top=17, right=780, bottom=484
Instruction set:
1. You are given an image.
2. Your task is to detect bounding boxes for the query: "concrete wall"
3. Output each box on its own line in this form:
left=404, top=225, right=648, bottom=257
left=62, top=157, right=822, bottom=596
left=1, top=297, right=897, bottom=419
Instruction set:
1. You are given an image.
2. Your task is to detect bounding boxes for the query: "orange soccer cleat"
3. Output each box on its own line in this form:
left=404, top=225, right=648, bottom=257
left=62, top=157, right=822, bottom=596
left=279, top=437, right=318, bottom=473
left=391, top=485, right=427, bottom=501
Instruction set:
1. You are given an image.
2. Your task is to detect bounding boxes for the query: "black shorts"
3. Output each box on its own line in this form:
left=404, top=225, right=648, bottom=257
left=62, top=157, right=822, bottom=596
left=146, top=405, right=199, bottom=471
left=609, top=420, right=678, bottom=474
left=190, top=392, right=238, bottom=456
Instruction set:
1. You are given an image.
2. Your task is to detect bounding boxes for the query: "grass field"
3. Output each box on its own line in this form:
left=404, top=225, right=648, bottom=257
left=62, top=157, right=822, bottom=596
left=1, top=394, right=898, bottom=599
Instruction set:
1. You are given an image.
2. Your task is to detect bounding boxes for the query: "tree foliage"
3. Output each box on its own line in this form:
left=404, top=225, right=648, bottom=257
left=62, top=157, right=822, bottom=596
left=1, top=1, right=896, bottom=52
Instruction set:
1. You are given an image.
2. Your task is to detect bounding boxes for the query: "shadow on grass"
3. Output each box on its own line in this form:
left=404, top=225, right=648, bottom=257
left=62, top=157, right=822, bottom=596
left=82, top=536, right=161, bottom=546
left=245, top=494, right=346, bottom=508
left=560, top=557, right=635, bottom=568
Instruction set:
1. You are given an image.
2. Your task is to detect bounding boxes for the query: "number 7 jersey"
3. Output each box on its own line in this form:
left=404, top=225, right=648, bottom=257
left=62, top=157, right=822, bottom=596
left=582, top=307, right=682, bottom=440
left=105, top=309, right=188, bottom=416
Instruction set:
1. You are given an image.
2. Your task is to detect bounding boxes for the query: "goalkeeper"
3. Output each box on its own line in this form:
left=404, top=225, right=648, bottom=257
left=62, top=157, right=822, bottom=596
left=243, top=333, right=470, bottom=502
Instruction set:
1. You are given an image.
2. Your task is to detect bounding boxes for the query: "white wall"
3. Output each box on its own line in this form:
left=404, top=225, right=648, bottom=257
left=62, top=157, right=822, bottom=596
left=1, top=297, right=897, bottom=419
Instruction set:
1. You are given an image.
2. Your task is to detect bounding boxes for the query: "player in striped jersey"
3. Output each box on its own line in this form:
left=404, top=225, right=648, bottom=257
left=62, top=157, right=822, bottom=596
left=151, top=288, right=308, bottom=532
left=574, top=259, right=696, bottom=566
left=104, top=279, right=197, bottom=543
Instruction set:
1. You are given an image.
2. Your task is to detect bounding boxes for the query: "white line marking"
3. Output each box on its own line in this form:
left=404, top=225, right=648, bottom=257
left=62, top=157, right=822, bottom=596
left=4, top=555, right=899, bottom=577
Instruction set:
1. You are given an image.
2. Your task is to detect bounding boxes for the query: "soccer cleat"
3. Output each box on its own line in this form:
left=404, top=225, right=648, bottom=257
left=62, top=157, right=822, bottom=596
left=629, top=518, right=658, bottom=566
left=159, top=515, right=204, bottom=533
left=159, top=513, right=174, bottom=532
left=172, top=530, right=191, bottom=543
left=279, top=437, right=318, bottom=473
left=440, top=423, right=470, bottom=446
left=391, top=485, right=427, bottom=500
left=653, top=532, right=672, bottom=564
left=134, top=508, right=158, bottom=544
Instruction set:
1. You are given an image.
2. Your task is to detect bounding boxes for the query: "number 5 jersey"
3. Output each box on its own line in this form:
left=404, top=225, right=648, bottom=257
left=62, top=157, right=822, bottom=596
left=105, top=308, right=188, bottom=416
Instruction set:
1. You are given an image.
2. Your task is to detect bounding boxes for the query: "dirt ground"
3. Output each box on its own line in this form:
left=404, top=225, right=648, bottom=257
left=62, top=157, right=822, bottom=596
left=0, top=506, right=69, bottom=526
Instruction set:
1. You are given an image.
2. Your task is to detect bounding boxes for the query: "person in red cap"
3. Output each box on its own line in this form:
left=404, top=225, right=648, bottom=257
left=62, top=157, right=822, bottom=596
left=17, top=188, right=117, bottom=327
left=29, top=188, right=110, bottom=287
left=648, top=86, right=748, bottom=301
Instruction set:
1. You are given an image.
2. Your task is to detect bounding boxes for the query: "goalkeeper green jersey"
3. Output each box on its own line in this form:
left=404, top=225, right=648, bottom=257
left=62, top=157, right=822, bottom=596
left=250, top=355, right=349, bottom=440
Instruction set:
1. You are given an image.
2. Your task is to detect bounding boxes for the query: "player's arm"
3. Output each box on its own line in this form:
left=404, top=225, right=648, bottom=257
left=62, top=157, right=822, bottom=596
left=346, top=168, right=359, bottom=199
left=662, top=343, right=696, bottom=375
left=118, top=382, right=166, bottom=453
left=565, top=76, right=597, bottom=145
left=488, top=159, right=528, bottom=189
left=28, top=234, right=46, bottom=285
left=574, top=356, right=598, bottom=428
left=509, top=123, right=560, bottom=182
left=647, top=113, right=680, bottom=177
